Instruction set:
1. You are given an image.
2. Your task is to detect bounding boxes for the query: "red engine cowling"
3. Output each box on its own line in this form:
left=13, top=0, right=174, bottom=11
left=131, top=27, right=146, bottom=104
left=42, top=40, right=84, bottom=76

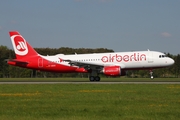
left=103, top=66, right=126, bottom=76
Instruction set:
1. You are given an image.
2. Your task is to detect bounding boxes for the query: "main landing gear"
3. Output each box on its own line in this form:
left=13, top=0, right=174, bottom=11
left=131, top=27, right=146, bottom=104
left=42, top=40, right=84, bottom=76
left=89, top=70, right=101, bottom=81
left=89, top=76, right=101, bottom=81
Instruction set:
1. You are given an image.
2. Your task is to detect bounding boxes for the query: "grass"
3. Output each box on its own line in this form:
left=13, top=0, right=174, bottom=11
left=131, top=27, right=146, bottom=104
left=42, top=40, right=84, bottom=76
left=0, top=83, right=180, bottom=120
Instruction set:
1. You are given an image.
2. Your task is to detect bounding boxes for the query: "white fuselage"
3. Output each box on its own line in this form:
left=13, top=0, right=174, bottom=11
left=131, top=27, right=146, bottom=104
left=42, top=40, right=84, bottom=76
left=41, top=51, right=174, bottom=70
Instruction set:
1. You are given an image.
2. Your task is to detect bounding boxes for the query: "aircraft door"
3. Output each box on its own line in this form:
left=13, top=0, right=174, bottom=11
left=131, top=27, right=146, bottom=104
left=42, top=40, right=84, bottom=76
left=38, top=58, right=43, bottom=68
left=148, top=52, right=153, bottom=63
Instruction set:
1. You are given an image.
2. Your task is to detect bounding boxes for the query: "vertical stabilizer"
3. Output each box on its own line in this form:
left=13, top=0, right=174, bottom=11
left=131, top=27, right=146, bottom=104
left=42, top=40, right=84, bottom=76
left=9, top=31, right=38, bottom=59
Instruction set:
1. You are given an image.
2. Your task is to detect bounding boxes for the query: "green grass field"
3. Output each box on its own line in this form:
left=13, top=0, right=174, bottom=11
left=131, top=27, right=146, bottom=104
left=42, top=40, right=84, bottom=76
left=0, top=79, right=180, bottom=120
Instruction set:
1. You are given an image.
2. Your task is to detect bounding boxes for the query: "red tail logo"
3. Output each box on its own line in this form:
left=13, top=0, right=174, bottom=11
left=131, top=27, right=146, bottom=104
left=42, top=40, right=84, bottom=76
left=15, top=37, right=27, bottom=51
left=9, top=31, right=38, bottom=59
left=11, top=35, right=28, bottom=56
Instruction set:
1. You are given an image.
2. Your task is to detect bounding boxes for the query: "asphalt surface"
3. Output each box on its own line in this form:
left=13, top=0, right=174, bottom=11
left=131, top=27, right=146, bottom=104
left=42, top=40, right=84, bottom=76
left=0, top=81, right=180, bottom=84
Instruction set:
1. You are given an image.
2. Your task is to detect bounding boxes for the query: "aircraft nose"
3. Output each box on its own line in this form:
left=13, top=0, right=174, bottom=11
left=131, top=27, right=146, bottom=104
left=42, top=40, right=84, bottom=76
left=168, top=58, right=175, bottom=65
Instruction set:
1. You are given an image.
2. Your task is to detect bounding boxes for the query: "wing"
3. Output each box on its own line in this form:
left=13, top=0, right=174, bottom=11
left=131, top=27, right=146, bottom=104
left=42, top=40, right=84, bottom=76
left=63, top=59, right=125, bottom=70
left=63, top=59, right=103, bottom=70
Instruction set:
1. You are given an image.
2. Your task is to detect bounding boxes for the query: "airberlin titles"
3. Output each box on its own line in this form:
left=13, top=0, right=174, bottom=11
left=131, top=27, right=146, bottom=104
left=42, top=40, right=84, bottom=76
left=101, top=53, right=146, bottom=63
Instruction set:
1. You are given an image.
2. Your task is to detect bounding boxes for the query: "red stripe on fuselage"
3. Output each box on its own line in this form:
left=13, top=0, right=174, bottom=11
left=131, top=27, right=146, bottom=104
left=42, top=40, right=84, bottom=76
left=8, top=56, right=87, bottom=73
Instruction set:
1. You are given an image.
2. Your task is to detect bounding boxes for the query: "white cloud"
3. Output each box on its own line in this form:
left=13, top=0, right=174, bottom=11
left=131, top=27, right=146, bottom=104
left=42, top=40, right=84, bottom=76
left=161, top=32, right=171, bottom=37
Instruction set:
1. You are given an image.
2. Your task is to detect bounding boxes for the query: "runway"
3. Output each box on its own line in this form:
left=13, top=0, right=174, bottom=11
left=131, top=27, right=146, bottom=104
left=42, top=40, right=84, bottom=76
left=1, top=81, right=180, bottom=84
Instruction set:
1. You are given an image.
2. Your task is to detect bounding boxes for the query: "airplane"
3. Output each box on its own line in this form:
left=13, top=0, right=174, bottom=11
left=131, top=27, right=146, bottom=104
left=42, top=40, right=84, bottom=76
left=7, top=31, right=174, bottom=81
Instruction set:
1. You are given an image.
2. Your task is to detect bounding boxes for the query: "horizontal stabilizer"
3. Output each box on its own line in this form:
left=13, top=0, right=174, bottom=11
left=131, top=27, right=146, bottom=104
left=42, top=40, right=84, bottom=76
left=6, top=59, right=29, bottom=64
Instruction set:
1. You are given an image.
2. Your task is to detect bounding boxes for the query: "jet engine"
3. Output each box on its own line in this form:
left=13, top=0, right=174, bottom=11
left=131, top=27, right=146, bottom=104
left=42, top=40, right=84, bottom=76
left=102, top=66, right=126, bottom=76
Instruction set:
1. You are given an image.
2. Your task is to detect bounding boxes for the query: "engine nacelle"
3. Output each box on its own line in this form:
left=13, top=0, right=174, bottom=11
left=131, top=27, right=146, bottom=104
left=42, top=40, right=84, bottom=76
left=102, top=66, right=126, bottom=76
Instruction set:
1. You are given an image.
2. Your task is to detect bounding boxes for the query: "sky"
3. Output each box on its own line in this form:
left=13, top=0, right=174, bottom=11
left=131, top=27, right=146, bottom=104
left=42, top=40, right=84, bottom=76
left=0, top=0, right=180, bottom=55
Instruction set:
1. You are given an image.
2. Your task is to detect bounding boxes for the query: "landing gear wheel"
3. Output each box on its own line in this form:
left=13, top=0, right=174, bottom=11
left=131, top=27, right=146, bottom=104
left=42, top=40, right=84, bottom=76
left=95, top=76, right=100, bottom=81
left=89, top=76, right=95, bottom=81
left=89, top=76, right=101, bottom=81
left=149, top=70, right=154, bottom=79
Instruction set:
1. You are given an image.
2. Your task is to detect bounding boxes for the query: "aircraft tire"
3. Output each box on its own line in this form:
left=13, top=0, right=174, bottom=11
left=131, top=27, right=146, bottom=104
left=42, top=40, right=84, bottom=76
left=89, top=76, right=95, bottom=81
left=95, top=76, right=100, bottom=81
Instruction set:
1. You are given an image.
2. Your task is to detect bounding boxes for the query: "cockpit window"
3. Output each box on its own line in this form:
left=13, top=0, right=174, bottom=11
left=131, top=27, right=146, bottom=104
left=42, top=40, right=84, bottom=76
left=159, top=55, right=166, bottom=58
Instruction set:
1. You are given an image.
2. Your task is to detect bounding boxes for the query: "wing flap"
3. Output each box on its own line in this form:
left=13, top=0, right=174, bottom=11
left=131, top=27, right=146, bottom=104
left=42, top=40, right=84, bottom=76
left=63, top=59, right=103, bottom=67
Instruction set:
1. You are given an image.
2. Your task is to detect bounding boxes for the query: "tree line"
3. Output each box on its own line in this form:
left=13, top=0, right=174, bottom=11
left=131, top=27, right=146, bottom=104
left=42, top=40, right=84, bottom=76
left=0, top=45, right=179, bottom=78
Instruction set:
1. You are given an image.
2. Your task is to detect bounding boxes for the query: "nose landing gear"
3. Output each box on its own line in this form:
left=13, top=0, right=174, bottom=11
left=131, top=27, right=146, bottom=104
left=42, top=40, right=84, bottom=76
left=149, top=70, right=153, bottom=79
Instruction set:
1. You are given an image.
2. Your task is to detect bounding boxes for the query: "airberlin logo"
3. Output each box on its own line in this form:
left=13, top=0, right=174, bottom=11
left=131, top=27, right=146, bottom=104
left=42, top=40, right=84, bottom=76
left=16, top=42, right=26, bottom=50
left=101, top=53, right=146, bottom=63
left=11, top=35, right=28, bottom=56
